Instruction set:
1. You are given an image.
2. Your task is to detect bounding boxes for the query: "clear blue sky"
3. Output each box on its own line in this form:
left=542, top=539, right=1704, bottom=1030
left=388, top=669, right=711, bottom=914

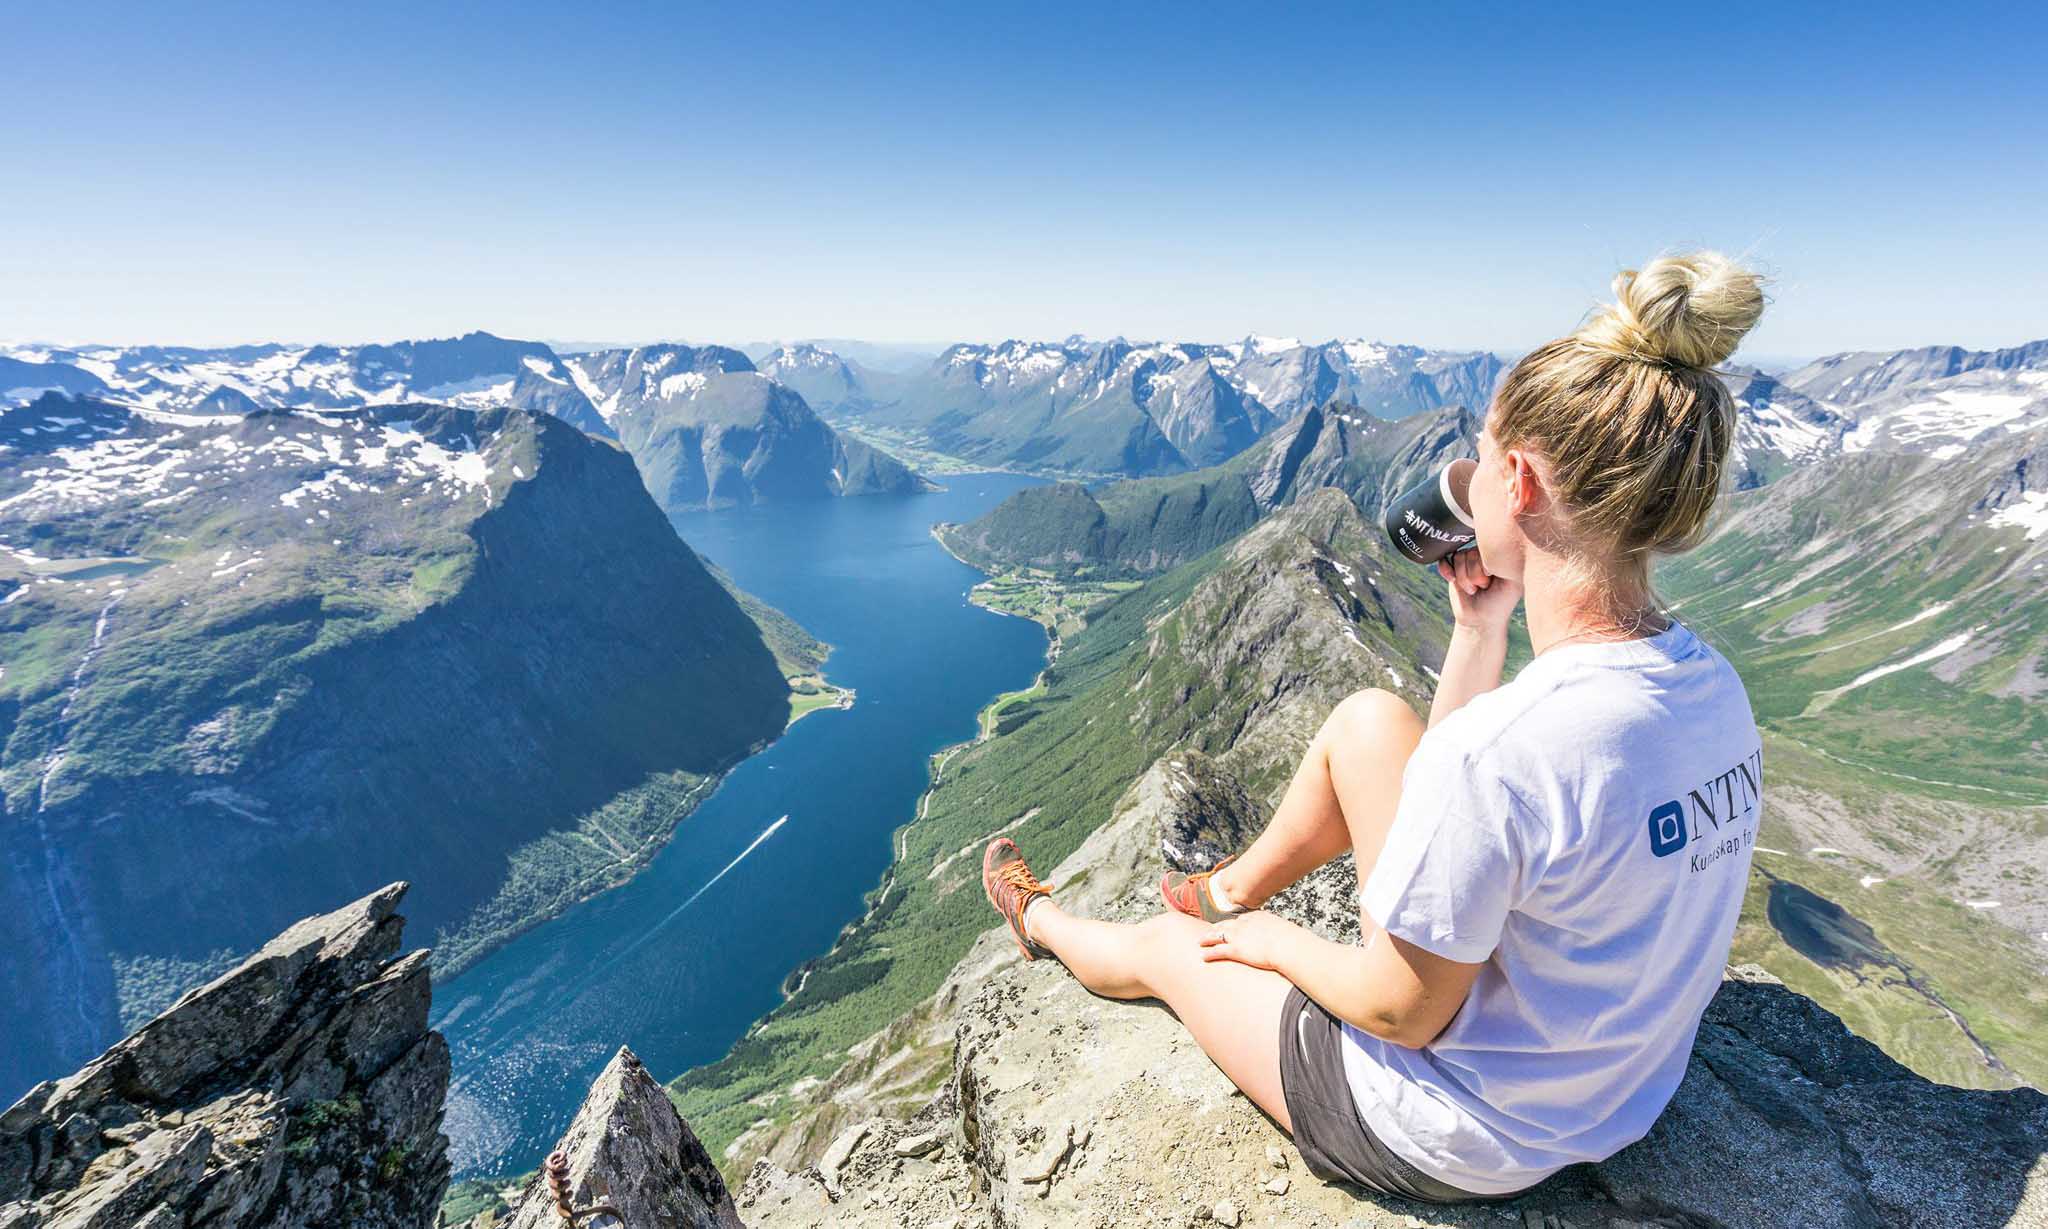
left=5, top=1, right=2042, bottom=359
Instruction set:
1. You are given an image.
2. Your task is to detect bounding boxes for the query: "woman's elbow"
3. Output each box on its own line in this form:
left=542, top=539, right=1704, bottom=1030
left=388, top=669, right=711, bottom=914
left=1347, top=1009, right=1443, bottom=1050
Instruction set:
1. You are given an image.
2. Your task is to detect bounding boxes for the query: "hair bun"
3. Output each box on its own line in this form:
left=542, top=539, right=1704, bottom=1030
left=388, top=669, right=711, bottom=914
left=1577, top=251, right=1766, bottom=369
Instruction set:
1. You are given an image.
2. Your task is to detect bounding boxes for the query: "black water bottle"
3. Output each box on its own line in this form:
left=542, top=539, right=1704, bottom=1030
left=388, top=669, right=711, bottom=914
left=1383, top=459, right=1477, bottom=566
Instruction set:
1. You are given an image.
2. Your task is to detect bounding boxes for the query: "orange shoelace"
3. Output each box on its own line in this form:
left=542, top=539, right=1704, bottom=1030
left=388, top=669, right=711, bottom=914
left=994, top=860, right=1050, bottom=902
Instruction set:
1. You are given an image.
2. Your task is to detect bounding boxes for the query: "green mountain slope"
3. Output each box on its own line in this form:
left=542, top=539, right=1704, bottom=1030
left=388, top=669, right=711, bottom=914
left=1660, top=427, right=2047, bottom=802
left=0, top=395, right=803, bottom=1100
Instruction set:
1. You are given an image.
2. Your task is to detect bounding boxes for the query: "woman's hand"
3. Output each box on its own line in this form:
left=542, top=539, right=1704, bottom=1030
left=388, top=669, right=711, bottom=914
left=1197, top=910, right=1304, bottom=972
left=1437, top=548, right=1522, bottom=635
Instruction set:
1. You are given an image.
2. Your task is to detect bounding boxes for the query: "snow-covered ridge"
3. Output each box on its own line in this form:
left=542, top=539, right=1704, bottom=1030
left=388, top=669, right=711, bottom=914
left=944, top=340, right=1084, bottom=385
left=1843, top=384, right=2047, bottom=454
left=0, top=400, right=505, bottom=521
left=757, top=344, right=846, bottom=371
left=0, top=333, right=595, bottom=424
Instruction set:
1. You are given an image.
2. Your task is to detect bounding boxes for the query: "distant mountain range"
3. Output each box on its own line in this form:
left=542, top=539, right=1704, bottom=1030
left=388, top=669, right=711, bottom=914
left=1, top=331, right=1506, bottom=484
left=0, top=393, right=815, bottom=1100
left=0, top=333, right=928, bottom=512
left=1714, top=338, right=2048, bottom=479
left=742, top=338, right=940, bottom=375
left=936, top=403, right=1475, bottom=578
left=762, top=336, right=1504, bottom=478
left=26, top=332, right=2038, bottom=494
left=941, top=335, right=2048, bottom=575
left=561, top=343, right=931, bottom=509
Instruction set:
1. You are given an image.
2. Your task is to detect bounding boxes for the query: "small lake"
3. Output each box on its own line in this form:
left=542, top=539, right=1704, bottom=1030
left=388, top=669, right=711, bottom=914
left=433, top=474, right=1048, bottom=1178
left=1765, top=879, right=1892, bottom=971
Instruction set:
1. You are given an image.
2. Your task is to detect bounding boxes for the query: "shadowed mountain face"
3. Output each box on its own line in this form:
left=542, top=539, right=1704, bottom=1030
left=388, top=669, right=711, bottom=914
left=1725, top=368, right=1852, bottom=487
left=563, top=345, right=931, bottom=512
left=0, top=395, right=795, bottom=1101
left=0, top=355, right=110, bottom=404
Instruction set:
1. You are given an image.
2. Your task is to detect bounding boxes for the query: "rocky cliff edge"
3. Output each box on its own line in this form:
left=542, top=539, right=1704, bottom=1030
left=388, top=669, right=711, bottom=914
left=0, top=884, right=449, bottom=1229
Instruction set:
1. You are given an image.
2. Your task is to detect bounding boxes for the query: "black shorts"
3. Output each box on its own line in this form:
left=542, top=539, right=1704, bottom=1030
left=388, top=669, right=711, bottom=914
left=1276, top=985, right=1502, bottom=1204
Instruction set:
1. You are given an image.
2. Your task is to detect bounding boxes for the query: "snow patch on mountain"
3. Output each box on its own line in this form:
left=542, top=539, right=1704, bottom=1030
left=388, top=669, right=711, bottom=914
left=565, top=361, right=621, bottom=422
left=1988, top=491, right=2048, bottom=541
left=658, top=372, right=709, bottom=399
left=1737, top=398, right=1836, bottom=460
left=1846, top=387, right=2043, bottom=452
left=417, top=374, right=518, bottom=407
left=1839, top=630, right=1978, bottom=694
left=0, top=401, right=498, bottom=520
left=520, top=355, right=567, bottom=384
left=12, top=335, right=605, bottom=436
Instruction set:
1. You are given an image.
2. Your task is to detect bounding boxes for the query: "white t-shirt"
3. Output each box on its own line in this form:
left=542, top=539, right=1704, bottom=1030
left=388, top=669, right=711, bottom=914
left=1341, top=619, right=1761, bottom=1196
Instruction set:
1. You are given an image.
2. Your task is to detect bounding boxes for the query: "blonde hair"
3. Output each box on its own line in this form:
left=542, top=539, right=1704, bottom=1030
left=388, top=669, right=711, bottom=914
left=1490, top=251, right=1766, bottom=608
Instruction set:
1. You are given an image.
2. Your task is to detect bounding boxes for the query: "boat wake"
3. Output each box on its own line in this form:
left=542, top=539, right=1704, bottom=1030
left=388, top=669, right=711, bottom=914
left=612, top=814, right=790, bottom=963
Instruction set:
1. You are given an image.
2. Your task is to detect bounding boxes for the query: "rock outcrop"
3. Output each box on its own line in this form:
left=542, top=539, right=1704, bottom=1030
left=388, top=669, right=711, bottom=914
left=732, top=753, right=2048, bottom=1229
left=499, top=1048, right=740, bottom=1229
left=0, top=884, right=449, bottom=1229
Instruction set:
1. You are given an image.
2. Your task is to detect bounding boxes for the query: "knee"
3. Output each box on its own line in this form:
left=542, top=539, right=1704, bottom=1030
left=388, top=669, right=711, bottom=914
left=1136, top=911, right=1212, bottom=975
left=1326, top=687, right=1421, bottom=743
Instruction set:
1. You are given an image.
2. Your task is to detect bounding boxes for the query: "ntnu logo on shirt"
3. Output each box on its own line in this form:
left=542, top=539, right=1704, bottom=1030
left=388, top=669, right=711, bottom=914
left=1647, top=747, right=1763, bottom=861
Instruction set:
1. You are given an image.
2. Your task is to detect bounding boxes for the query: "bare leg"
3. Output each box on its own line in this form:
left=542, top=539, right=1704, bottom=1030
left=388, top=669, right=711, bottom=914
left=1026, top=902, right=1296, bottom=1131
left=1213, top=688, right=1423, bottom=912
left=1000, top=690, right=1423, bottom=1136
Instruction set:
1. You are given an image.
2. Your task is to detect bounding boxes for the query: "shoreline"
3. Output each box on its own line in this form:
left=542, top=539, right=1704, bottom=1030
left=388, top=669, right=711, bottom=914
left=785, top=672, right=855, bottom=727
left=777, top=545, right=1056, bottom=1008
left=432, top=666, right=848, bottom=987
left=428, top=758, right=738, bottom=986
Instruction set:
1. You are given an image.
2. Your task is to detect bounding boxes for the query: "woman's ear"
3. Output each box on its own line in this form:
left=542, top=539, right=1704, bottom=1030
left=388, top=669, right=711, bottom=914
left=1503, top=448, right=1540, bottom=517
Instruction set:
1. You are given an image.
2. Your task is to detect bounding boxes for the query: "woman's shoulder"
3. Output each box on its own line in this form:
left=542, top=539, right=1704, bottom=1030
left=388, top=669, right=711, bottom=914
left=1429, top=624, right=1750, bottom=765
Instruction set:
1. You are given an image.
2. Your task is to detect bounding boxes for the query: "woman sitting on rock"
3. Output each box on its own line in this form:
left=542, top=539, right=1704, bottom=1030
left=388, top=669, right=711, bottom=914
left=981, top=251, right=1769, bottom=1203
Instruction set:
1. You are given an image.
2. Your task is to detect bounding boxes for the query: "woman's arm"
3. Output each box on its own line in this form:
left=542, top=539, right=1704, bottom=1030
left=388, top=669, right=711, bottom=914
left=1198, top=911, right=1483, bottom=1048
left=1429, top=549, right=1519, bottom=728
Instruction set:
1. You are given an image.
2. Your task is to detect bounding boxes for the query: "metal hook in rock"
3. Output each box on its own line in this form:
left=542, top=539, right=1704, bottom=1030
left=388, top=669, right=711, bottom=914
left=545, top=1149, right=624, bottom=1226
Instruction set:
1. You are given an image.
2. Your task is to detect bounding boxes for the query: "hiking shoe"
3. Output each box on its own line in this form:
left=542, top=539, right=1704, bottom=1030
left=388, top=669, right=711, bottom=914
left=982, top=838, right=1054, bottom=960
left=1160, top=853, right=1242, bottom=923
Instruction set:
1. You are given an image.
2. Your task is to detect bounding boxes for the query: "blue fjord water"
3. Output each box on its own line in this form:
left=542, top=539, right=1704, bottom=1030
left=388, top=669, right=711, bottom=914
left=433, top=474, right=1049, bottom=1178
